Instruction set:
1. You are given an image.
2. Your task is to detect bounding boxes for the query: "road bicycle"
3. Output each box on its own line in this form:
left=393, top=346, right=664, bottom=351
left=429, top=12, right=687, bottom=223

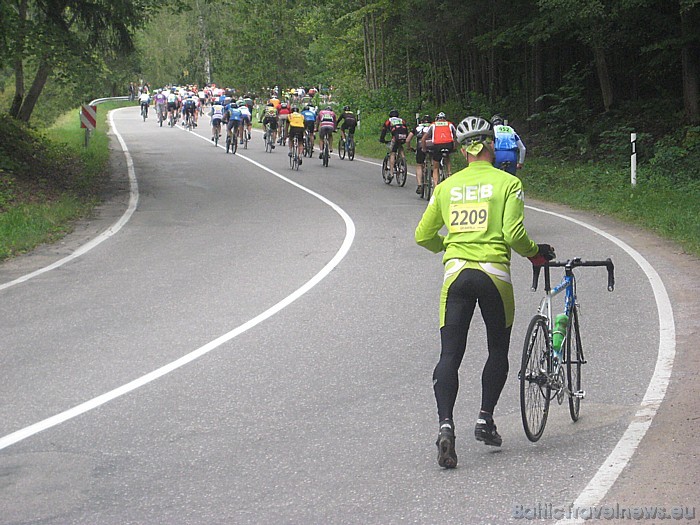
left=168, top=110, right=177, bottom=128
left=381, top=142, right=407, bottom=186
left=278, top=119, right=288, bottom=146
left=213, top=122, right=221, bottom=147
left=437, top=148, right=452, bottom=183
left=338, top=132, right=355, bottom=161
left=226, top=126, right=238, bottom=154
left=264, top=123, right=275, bottom=153
left=303, top=129, right=313, bottom=157
left=519, top=258, right=615, bottom=442
left=289, top=135, right=300, bottom=170
left=419, top=155, right=432, bottom=200
left=140, top=103, right=149, bottom=121
left=240, top=125, right=249, bottom=150
left=185, top=112, right=195, bottom=131
left=320, top=132, right=332, bottom=167
left=157, top=105, right=166, bottom=127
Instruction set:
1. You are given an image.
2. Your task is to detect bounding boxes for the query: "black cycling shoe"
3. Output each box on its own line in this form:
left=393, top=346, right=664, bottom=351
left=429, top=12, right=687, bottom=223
left=416, top=185, right=422, bottom=195
left=436, top=421, right=457, bottom=469
left=474, top=416, right=502, bottom=447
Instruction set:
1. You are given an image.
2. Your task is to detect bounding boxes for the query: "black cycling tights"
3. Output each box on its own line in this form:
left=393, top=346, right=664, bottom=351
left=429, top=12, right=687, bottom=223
left=433, top=269, right=512, bottom=422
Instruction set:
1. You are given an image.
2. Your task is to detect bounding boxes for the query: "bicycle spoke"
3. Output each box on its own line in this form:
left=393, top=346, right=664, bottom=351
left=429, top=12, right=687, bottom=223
left=520, top=315, right=551, bottom=442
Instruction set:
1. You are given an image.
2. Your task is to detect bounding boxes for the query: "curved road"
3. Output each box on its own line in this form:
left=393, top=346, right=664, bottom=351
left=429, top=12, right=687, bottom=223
left=0, top=107, right=695, bottom=524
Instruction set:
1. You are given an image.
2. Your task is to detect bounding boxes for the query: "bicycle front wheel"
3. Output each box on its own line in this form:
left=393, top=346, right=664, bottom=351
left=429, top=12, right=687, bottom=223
left=382, top=156, right=391, bottom=184
left=338, top=137, right=346, bottom=159
left=566, top=305, right=584, bottom=421
left=396, top=156, right=407, bottom=187
left=520, top=314, right=552, bottom=442
left=322, top=145, right=329, bottom=167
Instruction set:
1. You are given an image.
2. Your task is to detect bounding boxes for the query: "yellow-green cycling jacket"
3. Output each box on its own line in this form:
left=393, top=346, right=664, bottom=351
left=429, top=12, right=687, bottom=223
left=415, top=160, right=539, bottom=263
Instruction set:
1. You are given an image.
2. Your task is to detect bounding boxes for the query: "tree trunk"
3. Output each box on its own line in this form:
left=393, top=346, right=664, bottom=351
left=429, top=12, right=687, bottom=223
left=592, top=45, right=613, bottom=111
left=17, top=60, right=52, bottom=122
left=9, top=0, right=28, bottom=118
left=681, top=7, right=700, bottom=124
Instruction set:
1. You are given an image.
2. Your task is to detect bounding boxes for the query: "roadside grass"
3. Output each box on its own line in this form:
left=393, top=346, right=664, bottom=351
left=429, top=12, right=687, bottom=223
left=521, top=158, right=700, bottom=257
left=0, top=101, right=132, bottom=261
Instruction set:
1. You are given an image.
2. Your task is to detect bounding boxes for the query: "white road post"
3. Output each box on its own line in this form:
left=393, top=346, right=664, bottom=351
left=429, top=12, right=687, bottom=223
left=631, top=132, right=637, bottom=187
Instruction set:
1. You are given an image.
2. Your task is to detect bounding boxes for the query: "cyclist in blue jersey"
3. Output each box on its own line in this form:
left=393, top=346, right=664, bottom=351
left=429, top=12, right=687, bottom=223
left=224, top=102, right=243, bottom=152
left=415, top=115, right=554, bottom=469
left=301, top=105, right=317, bottom=154
left=491, top=115, right=526, bottom=176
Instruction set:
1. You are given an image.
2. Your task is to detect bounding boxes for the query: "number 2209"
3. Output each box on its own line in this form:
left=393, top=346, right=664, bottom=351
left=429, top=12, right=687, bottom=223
left=448, top=203, right=489, bottom=232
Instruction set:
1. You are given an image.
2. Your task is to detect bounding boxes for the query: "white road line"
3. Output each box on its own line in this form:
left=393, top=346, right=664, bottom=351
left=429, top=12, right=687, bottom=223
left=525, top=206, right=675, bottom=525
left=0, top=109, right=139, bottom=291
left=0, top=110, right=356, bottom=451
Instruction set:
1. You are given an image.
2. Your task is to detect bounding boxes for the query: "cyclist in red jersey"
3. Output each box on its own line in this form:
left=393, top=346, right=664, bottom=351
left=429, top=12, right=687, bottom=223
left=421, top=112, right=458, bottom=187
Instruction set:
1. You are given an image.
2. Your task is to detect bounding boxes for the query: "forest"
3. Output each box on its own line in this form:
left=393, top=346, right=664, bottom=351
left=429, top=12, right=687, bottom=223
left=1, top=0, right=699, bottom=164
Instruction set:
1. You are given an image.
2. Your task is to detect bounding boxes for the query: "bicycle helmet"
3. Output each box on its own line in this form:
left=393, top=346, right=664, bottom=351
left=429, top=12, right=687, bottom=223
left=291, top=105, right=299, bottom=112
left=491, top=114, right=504, bottom=126
left=325, top=105, right=333, bottom=111
left=281, top=102, right=288, bottom=108
left=436, top=112, right=446, bottom=120
left=456, top=116, right=494, bottom=144
left=389, top=109, right=399, bottom=118
left=343, top=105, right=350, bottom=111
left=421, top=114, right=432, bottom=123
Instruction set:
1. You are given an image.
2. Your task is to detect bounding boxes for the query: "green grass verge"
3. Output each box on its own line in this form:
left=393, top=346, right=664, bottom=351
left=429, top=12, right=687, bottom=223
left=0, top=101, right=132, bottom=261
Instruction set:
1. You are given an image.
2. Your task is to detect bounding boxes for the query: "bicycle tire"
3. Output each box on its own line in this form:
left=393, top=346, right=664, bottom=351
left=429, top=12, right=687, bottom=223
left=243, top=129, right=248, bottom=150
left=231, top=133, right=238, bottom=154
left=338, top=137, right=346, bottom=160
left=566, top=305, right=584, bottom=421
left=226, top=133, right=231, bottom=153
left=292, top=138, right=300, bottom=170
left=520, top=314, right=552, bottom=442
left=214, top=129, right=219, bottom=147
left=382, top=156, right=392, bottom=184
left=396, top=156, right=407, bottom=187
left=322, top=144, right=329, bottom=167
left=348, top=136, right=355, bottom=161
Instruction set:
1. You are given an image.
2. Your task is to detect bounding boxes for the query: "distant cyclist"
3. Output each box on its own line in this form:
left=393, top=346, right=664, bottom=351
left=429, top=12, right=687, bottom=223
left=286, top=105, right=306, bottom=165
left=415, top=115, right=554, bottom=469
left=420, top=111, right=457, bottom=187
left=406, top=114, right=432, bottom=195
left=138, top=91, right=151, bottom=119
left=336, top=105, right=357, bottom=143
left=261, top=102, right=278, bottom=149
left=491, top=114, right=526, bottom=176
left=379, top=109, right=409, bottom=178
left=316, top=105, right=337, bottom=159
left=301, top=105, right=317, bottom=154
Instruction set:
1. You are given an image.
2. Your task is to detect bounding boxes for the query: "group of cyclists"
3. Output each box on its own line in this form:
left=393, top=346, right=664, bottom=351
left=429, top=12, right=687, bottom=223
left=379, top=109, right=526, bottom=195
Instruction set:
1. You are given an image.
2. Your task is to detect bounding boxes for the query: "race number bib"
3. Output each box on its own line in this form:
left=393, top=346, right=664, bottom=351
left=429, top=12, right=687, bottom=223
left=448, top=202, right=489, bottom=232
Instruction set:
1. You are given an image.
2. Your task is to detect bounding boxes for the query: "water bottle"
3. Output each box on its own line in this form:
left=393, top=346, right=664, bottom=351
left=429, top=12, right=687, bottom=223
left=552, top=313, right=569, bottom=355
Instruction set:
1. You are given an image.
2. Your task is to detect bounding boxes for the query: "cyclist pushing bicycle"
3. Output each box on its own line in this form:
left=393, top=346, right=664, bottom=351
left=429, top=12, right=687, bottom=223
left=415, top=115, right=555, bottom=469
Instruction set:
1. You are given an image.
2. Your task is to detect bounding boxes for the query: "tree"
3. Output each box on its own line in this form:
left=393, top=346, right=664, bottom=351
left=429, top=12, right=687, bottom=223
left=5, top=0, right=162, bottom=122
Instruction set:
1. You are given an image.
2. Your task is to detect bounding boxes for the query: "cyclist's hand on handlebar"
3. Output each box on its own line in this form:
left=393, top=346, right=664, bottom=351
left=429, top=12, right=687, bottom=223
left=528, top=244, right=556, bottom=266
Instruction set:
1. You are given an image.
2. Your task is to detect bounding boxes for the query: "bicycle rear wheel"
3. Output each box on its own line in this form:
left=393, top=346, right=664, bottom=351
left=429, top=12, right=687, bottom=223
left=348, top=136, right=355, bottom=161
left=322, top=144, right=329, bottom=167
left=396, top=156, right=407, bottom=187
left=338, top=137, right=346, bottom=159
left=566, top=305, right=584, bottom=421
left=520, top=314, right=552, bottom=442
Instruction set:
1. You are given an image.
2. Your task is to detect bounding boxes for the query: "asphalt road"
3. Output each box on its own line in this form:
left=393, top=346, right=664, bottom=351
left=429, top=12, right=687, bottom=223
left=0, top=107, right=682, bottom=524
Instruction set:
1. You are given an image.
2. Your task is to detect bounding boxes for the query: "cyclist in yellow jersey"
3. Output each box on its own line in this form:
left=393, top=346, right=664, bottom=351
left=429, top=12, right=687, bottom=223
left=286, top=106, right=306, bottom=164
left=415, top=116, right=555, bottom=469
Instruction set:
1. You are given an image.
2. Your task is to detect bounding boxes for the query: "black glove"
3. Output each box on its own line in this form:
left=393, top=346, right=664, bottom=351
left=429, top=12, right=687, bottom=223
left=528, top=244, right=555, bottom=266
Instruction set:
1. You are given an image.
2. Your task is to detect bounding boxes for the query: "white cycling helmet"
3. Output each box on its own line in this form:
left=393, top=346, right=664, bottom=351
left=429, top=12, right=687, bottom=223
left=456, top=116, right=493, bottom=144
